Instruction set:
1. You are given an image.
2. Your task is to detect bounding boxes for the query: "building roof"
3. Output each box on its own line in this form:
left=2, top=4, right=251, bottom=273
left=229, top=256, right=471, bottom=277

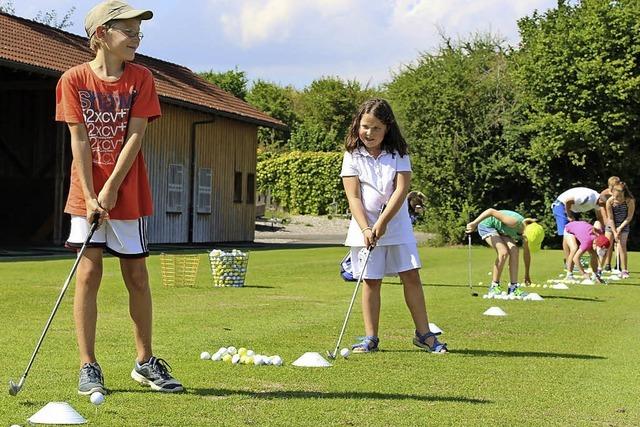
left=0, top=12, right=286, bottom=130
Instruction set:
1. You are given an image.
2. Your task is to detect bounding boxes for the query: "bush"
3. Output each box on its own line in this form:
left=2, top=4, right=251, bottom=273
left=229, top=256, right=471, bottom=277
left=257, top=151, right=348, bottom=215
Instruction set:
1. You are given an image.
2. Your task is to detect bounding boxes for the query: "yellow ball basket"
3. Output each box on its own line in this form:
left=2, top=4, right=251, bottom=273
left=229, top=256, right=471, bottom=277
left=208, top=249, right=249, bottom=287
left=160, top=253, right=200, bottom=287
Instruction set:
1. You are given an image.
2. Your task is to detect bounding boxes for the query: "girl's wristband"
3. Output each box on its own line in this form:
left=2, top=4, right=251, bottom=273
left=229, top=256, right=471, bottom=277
left=361, top=227, right=372, bottom=233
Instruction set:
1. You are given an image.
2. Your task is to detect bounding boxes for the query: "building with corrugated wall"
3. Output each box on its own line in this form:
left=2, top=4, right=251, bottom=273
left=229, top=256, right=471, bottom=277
left=0, top=12, right=285, bottom=245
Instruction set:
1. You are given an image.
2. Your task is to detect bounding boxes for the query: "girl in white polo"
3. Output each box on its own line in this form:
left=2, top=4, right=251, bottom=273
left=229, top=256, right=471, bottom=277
left=340, top=98, right=447, bottom=354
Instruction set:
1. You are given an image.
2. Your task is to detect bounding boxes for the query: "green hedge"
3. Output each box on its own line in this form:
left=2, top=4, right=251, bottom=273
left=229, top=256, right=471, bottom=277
left=257, top=151, right=348, bottom=215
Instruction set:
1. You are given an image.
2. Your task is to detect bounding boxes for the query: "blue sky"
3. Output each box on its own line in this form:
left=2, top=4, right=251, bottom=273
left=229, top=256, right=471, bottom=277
left=10, top=0, right=557, bottom=88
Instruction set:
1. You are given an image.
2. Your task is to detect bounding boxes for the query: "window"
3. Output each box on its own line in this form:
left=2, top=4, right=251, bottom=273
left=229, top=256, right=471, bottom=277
left=233, top=171, right=243, bottom=203
left=197, top=168, right=212, bottom=213
left=167, top=164, right=184, bottom=213
left=246, top=173, right=255, bottom=204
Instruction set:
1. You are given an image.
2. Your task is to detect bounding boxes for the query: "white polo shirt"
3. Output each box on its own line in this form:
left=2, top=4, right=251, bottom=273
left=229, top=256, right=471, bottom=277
left=340, top=147, right=415, bottom=246
left=556, top=187, right=600, bottom=212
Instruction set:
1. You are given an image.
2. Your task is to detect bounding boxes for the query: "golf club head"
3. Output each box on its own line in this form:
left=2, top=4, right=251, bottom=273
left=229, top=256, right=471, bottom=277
left=326, top=350, right=337, bottom=360
left=8, top=379, right=21, bottom=396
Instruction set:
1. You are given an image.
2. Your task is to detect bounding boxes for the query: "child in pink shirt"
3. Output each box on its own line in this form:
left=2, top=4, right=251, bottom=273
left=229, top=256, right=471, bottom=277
left=564, top=221, right=610, bottom=283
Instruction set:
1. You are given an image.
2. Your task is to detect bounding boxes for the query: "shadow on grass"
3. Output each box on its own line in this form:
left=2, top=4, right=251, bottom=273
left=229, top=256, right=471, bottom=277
left=446, top=349, right=606, bottom=359
left=382, top=282, right=471, bottom=288
left=541, top=295, right=604, bottom=302
left=601, top=282, right=639, bottom=287
left=188, top=388, right=491, bottom=404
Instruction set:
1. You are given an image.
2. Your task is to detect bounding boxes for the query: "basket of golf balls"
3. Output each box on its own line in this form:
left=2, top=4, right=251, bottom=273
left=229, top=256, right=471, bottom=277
left=208, top=249, right=249, bottom=287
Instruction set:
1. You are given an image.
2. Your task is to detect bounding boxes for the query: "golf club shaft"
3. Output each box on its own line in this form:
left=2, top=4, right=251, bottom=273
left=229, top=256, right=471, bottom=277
left=331, top=247, right=373, bottom=357
left=12, top=215, right=100, bottom=392
left=467, top=233, right=473, bottom=292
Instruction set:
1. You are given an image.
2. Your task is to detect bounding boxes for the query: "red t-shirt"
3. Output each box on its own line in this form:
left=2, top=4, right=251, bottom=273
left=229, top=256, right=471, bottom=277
left=55, top=62, right=161, bottom=219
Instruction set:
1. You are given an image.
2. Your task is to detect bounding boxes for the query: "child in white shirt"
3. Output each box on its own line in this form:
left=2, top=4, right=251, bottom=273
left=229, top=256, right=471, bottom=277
left=341, top=98, right=447, bottom=354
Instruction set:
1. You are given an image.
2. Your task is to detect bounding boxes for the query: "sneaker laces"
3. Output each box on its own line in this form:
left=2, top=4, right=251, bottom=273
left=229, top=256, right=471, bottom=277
left=148, top=357, right=173, bottom=380
left=81, top=363, right=103, bottom=383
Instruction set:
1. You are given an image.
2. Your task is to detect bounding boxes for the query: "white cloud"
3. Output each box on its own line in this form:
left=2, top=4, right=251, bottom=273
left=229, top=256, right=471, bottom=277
left=216, top=0, right=360, bottom=48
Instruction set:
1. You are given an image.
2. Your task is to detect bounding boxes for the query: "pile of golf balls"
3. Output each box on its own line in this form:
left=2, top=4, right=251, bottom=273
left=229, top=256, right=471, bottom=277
left=201, top=346, right=283, bottom=366
left=209, top=250, right=249, bottom=287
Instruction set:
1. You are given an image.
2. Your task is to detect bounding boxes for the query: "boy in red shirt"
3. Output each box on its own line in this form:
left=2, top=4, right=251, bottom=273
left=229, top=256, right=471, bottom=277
left=56, top=0, right=182, bottom=394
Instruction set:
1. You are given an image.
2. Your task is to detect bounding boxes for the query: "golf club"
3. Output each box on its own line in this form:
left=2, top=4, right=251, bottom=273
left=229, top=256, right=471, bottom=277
left=9, top=213, right=100, bottom=396
left=467, top=233, right=478, bottom=297
left=327, top=246, right=374, bottom=360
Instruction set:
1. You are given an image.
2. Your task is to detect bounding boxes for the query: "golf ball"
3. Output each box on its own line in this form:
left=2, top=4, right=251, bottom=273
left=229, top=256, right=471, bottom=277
left=222, top=354, right=232, bottom=363
left=231, top=354, right=241, bottom=364
left=211, top=351, right=223, bottom=361
left=90, top=392, right=105, bottom=405
left=227, top=346, right=237, bottom=355
left=238, top=347, right=247, bottom=356
left=200, top=351, right=211, bottom=360
left=253, top=355, right=264, bottom=365
left=271, top=355, right=283, bottom=366
left=246, top=350, right=255, bottom=357
left=340, top=348, right=350, bottom=358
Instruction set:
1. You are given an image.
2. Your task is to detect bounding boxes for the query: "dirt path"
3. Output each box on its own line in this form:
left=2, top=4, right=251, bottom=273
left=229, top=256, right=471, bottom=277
left=254, top=215, right=433, bottom=244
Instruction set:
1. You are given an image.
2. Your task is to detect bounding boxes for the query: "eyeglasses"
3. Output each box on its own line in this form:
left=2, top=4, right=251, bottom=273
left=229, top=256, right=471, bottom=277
left=108, top=26, right=143, bottom=40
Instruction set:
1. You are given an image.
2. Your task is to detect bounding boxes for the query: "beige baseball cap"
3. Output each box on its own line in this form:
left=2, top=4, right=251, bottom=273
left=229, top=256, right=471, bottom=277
left=85, top=0, right=153, bottom=38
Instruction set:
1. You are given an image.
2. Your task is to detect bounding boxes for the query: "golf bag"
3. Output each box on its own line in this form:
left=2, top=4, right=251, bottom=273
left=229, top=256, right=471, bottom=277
left=340, top=251, right=357, bottom=282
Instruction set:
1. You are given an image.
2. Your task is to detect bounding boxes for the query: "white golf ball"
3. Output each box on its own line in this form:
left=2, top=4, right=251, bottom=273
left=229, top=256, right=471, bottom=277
left=218, top=347, right=228, bottom=354
left=263, top=356, right=273, bottom=365
left=200, top=351, right=211, bottom=360
left=90, top=391, right=105, bottom=405
left=246, top=350, right=255, bottom=357
left=253, top=355, right=264, bottom=365
left=271, top=355, right=283, bottom=366
left=340, top=348, right=350, bottom=358
left=211, top=351, right=223, bottom=361
left=231, top=354, right=241, bottom=364
left=227, top=346, right=237, bottom=355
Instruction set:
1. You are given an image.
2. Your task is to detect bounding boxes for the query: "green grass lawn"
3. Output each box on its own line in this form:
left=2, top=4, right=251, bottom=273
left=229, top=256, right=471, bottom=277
left=1, top=246, right=639, bottom=426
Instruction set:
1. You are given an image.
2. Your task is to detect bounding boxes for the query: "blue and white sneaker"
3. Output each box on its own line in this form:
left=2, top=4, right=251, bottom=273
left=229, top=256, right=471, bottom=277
left=131, top=357, right=184, bottom=393
left=78, top=362, right=106, bottom=395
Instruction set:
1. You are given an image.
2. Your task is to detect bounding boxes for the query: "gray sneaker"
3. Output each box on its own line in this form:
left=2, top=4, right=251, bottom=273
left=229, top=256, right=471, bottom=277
left=131, top=357, right=183, bottom=392
left=78, top=362, right=106, bottom=395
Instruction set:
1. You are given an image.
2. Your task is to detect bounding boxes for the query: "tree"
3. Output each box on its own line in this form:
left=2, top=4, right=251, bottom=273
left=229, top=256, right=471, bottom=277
left=199, top=67, right=248, bottom=100
left=295, top=76, right=379, bottom=149
left=34, top=7, right=76, bottom=29
left=246, top=80, right=298, bottom=148
left=0, top=1, right=75, bottom=30
left=288, top=121, right=338, bottom=152
left=0, top=0, right=15, bottom=14
left=512, top=0, right=640, bottom=239
left=387, top=34, right=524, bottom=243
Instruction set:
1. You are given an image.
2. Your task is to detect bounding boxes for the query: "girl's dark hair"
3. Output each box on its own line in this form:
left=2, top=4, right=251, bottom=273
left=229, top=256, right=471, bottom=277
left=345, top=98, right=408, bottom=156
left=615, top=182, right=635, bottom=200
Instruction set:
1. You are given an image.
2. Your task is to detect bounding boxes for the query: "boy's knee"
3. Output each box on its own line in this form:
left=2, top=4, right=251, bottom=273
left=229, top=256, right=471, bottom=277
left=76, top=264, right=102, bottom=287
left=122, top=263, right=149, bottom=291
